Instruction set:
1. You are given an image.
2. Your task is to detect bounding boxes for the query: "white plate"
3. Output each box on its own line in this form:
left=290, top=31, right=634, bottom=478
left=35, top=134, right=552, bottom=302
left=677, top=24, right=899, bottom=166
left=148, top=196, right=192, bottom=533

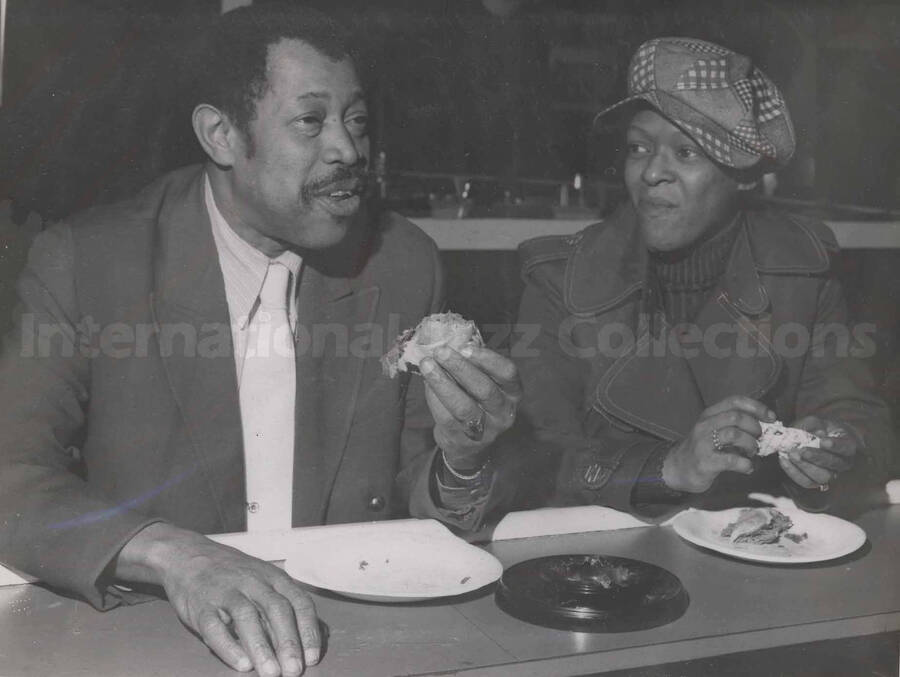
left=671, top=507, right=866, bottom=564
left=284, top=524, right=502, bottom=602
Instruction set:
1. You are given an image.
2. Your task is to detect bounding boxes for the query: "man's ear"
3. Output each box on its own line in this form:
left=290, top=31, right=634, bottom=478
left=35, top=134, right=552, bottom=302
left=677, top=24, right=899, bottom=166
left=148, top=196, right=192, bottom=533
left=192, top=104, right=244, bottom=166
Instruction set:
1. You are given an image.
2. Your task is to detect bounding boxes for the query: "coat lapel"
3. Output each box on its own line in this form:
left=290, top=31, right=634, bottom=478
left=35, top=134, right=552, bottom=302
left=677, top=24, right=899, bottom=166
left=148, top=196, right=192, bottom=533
left=292, top=266, right=380, bottom=525
left=150, top=168, right=245, bottom=532
left=586, top=211, right=782, bottom=442
left=687, top=224, right=782, bottom=407
left=594, top=312, right=706, bottom=441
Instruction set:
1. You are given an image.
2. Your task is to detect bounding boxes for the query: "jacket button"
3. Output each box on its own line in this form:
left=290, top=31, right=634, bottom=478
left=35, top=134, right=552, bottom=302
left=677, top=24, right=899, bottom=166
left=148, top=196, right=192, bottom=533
left=367, top=495, right=385, bottom=512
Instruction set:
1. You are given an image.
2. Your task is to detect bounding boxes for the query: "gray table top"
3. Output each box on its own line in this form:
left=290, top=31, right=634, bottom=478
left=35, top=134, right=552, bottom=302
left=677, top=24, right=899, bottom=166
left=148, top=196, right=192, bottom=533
left=2, top=506, right=898, bottom=677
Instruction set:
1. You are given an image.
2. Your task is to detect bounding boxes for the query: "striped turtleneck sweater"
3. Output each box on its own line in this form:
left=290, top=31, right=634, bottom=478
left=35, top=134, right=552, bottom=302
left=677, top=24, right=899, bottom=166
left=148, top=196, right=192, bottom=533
left=649, top=214, right=742, bottom=325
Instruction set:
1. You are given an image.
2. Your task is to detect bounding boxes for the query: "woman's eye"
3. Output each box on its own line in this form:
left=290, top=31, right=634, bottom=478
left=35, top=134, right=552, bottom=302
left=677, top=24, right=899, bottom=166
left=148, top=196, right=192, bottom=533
left=677, top=145, right=701, bottom=159
left=626, top=142, right=648, bottom=155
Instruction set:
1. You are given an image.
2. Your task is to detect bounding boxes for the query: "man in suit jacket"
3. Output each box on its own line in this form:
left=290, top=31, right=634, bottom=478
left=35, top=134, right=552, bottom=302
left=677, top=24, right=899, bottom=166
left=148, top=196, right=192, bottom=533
left=0, top=7, right=521, bottom=676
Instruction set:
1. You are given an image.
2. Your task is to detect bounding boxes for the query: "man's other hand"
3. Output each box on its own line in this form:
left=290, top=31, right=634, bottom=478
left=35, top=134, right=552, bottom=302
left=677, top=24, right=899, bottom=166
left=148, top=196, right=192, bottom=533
left=117, top=523, right=320, bottom=676
left=420, top=344, right=521, bottom=472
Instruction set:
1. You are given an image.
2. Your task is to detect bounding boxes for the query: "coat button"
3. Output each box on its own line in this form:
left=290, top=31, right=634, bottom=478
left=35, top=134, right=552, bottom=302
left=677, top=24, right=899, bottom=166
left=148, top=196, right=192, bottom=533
left=367, top=495, right=385, bottom=511
left=247, top=502, right=260, bottom=514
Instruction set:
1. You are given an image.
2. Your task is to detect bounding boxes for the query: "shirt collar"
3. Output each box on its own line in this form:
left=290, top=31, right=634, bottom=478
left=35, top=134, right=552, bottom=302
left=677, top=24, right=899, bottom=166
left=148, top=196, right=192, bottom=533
left=205, top=173, right=303, bottom=328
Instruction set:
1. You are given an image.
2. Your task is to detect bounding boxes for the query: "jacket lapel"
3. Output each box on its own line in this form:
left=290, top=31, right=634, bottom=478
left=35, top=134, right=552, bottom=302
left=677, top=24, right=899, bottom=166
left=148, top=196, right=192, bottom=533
left=150, top=168, right=245, bottom=532
left=687, top=223, right=782, bottom=407
left=583, top=209, right=783, bottom=441
left=594, top=312, right=706, bottom=441
left=292, top=266, right=380, bottom=525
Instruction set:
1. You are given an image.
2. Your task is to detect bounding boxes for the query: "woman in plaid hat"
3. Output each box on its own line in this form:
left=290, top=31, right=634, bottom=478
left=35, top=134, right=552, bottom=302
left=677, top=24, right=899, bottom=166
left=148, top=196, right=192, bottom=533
left=514, top=38, right=893, bottom=514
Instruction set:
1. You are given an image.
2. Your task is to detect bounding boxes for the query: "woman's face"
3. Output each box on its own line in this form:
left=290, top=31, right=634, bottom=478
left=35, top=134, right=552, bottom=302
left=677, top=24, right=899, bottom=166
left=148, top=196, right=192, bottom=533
left=624, top=109, right=740, bottom=252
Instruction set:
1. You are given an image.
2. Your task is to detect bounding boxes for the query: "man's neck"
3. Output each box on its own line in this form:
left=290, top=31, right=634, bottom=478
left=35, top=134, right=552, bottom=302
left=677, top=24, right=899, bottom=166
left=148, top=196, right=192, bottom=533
left=206, top=163, right=285, bottom=259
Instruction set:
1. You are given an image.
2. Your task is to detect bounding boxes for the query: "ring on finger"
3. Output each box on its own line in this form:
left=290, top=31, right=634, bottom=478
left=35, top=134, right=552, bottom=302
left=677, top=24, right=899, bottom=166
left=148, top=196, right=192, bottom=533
left=711, top=428, right=725, bottom=452
left=463, top=410, right=486, bottom=441
left=818, top=483, right=830, bottom=492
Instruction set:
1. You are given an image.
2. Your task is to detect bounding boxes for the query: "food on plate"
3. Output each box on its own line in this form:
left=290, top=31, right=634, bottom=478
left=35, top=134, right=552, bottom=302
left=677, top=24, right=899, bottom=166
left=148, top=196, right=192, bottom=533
left=549, top=555, right=639, bottom=591
left=720, top=507, right=797, bottom=544
left=757, top=420, right=820, bottom=457
left=381, top=312, right=484, bottom=378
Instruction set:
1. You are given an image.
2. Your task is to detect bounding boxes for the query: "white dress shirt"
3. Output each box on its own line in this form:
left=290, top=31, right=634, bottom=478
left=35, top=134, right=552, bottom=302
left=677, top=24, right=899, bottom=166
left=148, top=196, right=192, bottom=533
left=205, top=175, right=302, bottom=528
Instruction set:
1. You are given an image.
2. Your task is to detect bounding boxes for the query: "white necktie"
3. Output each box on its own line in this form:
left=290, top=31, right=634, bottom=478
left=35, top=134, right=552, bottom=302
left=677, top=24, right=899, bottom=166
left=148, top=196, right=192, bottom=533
left=241, top=262, right=295, bottom=531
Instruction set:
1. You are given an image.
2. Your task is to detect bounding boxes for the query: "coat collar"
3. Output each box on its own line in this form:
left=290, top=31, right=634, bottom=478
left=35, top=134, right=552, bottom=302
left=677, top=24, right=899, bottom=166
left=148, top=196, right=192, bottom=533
left=564, top=204, right=831, bottom=318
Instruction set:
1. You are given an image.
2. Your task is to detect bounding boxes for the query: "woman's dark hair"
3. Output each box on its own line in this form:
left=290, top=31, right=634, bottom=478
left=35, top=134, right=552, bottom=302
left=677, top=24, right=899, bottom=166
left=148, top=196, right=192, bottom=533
left=194, top=3, right=360, bottom=136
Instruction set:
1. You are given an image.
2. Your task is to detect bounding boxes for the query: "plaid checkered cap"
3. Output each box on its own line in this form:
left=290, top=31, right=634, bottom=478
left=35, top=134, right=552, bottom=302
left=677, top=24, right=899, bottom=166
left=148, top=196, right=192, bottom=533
left=595, top=37, right=796, bottom=169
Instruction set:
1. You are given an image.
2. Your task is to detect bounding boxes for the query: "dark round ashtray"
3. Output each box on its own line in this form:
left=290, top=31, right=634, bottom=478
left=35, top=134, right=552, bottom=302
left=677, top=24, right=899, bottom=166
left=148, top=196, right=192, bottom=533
left=496, top=554, right=689, bottom=632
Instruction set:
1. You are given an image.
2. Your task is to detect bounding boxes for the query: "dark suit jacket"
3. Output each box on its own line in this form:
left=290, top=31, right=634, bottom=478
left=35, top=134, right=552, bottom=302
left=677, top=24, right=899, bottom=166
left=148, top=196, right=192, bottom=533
left=516, top=204, right=894, bottom=514
left=0, top=165, right=495, bottom=608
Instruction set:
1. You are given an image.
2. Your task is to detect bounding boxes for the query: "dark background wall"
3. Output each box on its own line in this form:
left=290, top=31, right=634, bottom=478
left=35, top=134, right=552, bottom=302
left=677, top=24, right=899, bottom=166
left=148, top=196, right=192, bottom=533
left=2, top=0, right=899, bottom=220
left=0, top=0, right=897, bottom=468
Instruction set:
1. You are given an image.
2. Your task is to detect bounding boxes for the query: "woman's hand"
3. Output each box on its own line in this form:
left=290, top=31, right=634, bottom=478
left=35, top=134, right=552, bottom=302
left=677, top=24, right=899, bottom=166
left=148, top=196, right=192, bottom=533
left=778, top=416, right=858, bottom=490
left=663, top=396, right=777, bottom=493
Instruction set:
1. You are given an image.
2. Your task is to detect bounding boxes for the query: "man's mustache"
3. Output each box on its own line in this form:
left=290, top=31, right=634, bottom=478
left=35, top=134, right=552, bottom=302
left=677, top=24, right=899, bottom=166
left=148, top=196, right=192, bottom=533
left=304, top=164, right=369, bottom=199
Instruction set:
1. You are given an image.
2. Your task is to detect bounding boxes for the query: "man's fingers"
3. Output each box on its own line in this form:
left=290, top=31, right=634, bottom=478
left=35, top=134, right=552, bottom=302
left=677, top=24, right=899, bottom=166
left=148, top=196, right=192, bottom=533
left=277, top=582, right=321, bottom=668
left=458, top=345, right=522, bottom=398
left=231, top=599, right=280, bottom=677
left=196, top=608, right=253, bottom=672
left=259, top=591, right=305, bottom=676
left=702, top=396, right=773, bottom=422
left=420, top=357, right=483, bottom=424
left=432, top=347, right=506, bottom=412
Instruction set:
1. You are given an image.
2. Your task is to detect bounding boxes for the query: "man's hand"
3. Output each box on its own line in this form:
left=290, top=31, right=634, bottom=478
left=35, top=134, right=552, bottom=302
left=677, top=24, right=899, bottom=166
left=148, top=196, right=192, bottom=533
left=419, top=344, right=521, bottom=472
left=778, top=415, right=858, bottom=490
left=663, top=396, right=776, bottom=493
left=116, top=523, right=320, bottom=676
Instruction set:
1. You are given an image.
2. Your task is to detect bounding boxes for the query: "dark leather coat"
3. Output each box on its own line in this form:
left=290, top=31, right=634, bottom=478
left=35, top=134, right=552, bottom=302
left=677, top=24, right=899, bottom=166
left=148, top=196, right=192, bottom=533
left=515, top=204, right=893, bottom=513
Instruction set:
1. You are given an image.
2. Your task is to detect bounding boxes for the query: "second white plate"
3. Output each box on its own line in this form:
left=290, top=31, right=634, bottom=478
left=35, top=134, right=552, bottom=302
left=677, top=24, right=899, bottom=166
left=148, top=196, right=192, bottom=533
left=671, top=507, right=866, bottom=564
left=284, top=522, right=502, bottom=602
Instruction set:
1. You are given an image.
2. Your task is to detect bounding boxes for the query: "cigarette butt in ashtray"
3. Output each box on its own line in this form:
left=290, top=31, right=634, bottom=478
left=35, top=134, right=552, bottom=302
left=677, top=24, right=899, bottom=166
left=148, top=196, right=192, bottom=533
left=886, top=480, right=900, bottom=504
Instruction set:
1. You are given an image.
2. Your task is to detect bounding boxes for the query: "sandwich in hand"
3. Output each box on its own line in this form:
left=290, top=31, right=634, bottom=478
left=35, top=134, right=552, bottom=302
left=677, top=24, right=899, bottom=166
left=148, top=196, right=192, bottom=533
left=381, top=312, right=484, bottom=378
left=757, top=420, right=820, bottom=458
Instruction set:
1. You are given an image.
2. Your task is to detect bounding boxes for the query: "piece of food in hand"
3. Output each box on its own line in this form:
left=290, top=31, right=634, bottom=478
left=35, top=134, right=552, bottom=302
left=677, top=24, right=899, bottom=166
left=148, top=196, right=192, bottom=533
left=381, top=312, right=484, bottom=378
left=757, top=420, right=820, bottom=457
left=721, top=507, right=794, bottom=544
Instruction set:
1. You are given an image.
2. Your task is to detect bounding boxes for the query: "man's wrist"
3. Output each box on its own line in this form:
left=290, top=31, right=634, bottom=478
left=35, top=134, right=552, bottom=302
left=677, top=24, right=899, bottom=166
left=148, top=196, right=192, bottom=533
left=115, top=522, right=198, bottom=585
left=437, top=446, right=492, bottom=488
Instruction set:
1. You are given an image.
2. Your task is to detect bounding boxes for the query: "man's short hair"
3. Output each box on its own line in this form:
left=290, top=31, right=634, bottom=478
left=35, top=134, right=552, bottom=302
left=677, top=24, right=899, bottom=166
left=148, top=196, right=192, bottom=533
left=195, top=3, right=358, bottom=135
